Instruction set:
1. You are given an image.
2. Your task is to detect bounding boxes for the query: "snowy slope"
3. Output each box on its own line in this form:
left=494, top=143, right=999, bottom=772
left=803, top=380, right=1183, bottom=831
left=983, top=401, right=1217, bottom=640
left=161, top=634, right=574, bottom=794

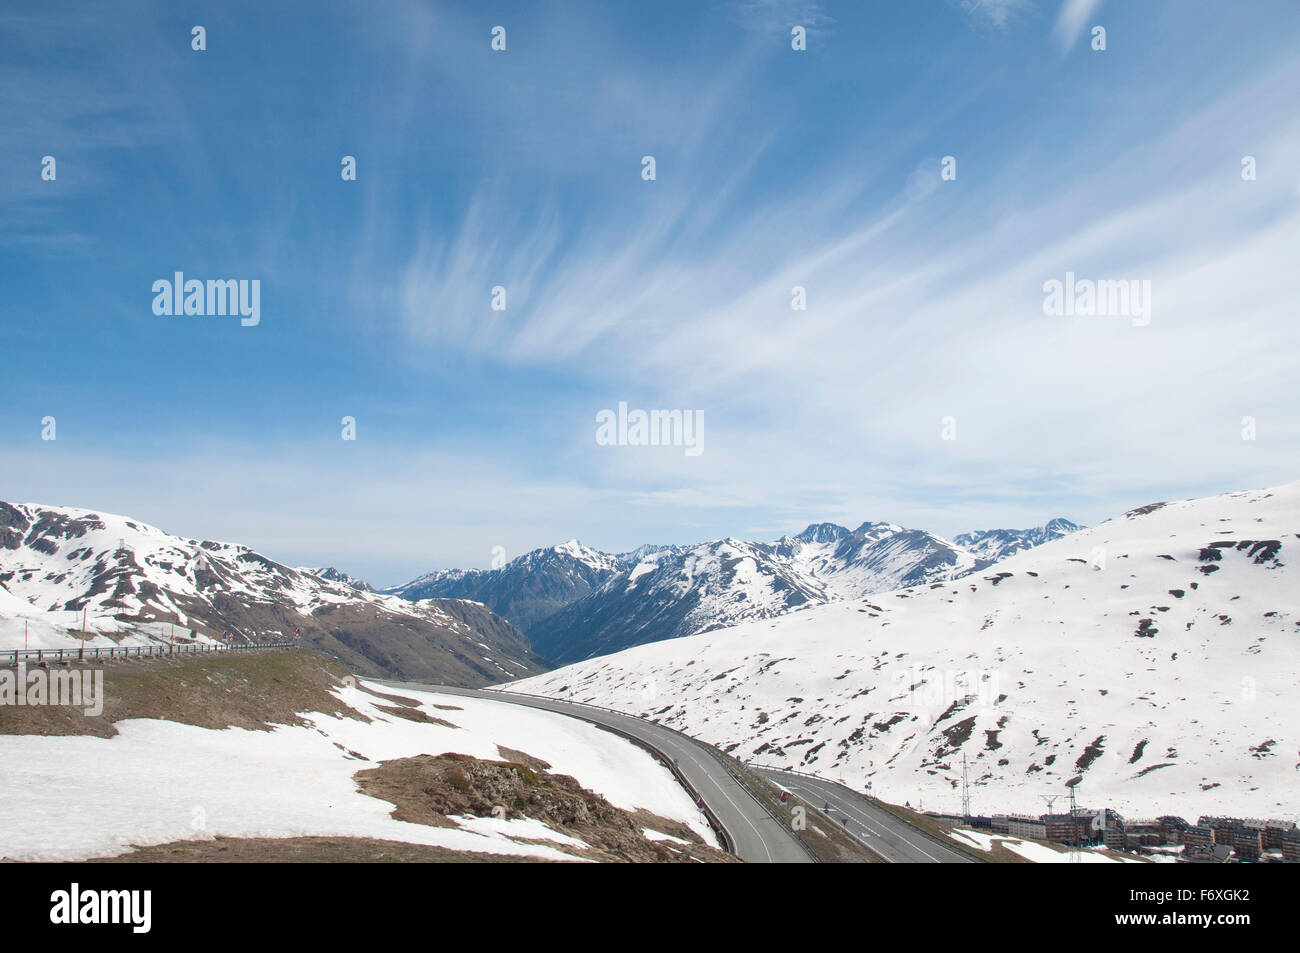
left=0, top=679, right=716, bottom=861
left=507, top=483, right=1300, bottom=820
left=0, top=501, right=544, bottom=684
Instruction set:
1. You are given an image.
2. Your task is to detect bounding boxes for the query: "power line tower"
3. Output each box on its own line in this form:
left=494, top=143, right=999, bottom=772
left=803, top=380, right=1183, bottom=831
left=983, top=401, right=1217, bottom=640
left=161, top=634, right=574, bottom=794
left=1067, top=784, right=1081, bottom=863
left=960, top=752, right=971, bottom=820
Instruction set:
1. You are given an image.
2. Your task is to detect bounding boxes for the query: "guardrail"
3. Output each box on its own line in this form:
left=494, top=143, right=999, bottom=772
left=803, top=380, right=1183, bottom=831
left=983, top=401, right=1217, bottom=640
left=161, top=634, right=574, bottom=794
left=746, top=762, right=831, bottom=781
left=1, top=640, right=297, bottom=666
left=482, top=686, right=821, bottom=863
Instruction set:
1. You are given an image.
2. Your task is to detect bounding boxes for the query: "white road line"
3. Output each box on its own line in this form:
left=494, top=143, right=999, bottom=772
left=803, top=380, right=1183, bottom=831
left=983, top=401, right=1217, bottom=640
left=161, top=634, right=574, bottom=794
left=794, top=778, right=941, bottom=863
left=782, top=779, right=897, bottom=863
left=659, top=741, right=775, bottom=863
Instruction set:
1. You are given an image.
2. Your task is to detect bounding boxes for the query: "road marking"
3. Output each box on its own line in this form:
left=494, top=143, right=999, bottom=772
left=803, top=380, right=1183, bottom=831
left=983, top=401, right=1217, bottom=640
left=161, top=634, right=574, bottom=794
left=645, top=734, right=775, bottom=863
left=780, top=779, right=897, bottom=863
left=776, top=774, right=945, bottom=863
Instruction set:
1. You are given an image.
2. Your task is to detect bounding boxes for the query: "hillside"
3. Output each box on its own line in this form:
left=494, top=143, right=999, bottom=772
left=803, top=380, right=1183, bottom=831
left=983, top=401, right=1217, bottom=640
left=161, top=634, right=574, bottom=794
left=0, top=502, right=544, bottom=686
left=507, top=483, right=1300, bottom=820
left=0, top=649, right=723, bottom=862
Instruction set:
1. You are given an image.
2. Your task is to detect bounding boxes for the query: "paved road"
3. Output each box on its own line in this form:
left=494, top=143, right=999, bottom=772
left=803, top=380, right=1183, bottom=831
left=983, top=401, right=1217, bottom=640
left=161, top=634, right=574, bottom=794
left=753, top=767, right=974, bottom=863
left=376, top=681, right=813, bottom=864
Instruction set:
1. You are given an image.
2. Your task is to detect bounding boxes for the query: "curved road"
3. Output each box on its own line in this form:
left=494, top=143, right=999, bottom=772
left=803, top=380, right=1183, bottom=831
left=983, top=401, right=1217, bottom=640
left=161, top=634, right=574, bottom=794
left=377, top=681, right=813, bottom=864
left=753, top=767, right=974, bottom=863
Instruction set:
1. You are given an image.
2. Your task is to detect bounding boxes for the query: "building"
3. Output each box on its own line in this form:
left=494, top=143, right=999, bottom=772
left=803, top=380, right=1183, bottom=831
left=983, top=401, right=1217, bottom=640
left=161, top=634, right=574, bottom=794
left=1281, top=829, right=1300, bottom=862
left=1007, top=816, right=1047, bottom=840
left=1262, top=819, right=1295, bottom=850
left=1233, top=828, right=1262, bottom=862
left=1124, top=819, right=1165, bottom=849
left=1043, top=813, right=1091, bottom=845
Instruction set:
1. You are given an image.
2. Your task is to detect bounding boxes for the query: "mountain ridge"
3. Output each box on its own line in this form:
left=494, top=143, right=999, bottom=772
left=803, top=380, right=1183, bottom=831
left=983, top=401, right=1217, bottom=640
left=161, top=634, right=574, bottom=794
left=0, top=501, right=544, bottom=686
left=390, top=516, right=1082, bottom=663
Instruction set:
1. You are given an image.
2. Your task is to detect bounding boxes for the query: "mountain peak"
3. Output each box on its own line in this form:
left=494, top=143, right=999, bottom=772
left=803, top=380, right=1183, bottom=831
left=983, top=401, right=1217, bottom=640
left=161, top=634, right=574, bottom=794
left=794, top=522, right=851, bottom=544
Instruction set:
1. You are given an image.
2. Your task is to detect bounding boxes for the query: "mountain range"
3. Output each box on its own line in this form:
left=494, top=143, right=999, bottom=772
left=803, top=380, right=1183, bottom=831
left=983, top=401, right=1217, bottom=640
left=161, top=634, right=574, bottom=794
left=507, top=482, right=1300, bottom=820
left=0, top=497, right=1083, bottom=679
left=388, top=516, right=1082, bottom=664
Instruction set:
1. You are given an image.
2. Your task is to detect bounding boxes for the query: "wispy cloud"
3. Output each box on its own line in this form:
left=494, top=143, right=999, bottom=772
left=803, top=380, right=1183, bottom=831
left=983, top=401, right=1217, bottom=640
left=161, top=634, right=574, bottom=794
left=1054, top=0, right=1104, bottom=52
left=6, top=0, right=1299, bottom=578
left=954, top=0, right=1037, bottom=29
left=728, top=1, right=834, bottom=34
left=383, top=47, right=1300, bottom=552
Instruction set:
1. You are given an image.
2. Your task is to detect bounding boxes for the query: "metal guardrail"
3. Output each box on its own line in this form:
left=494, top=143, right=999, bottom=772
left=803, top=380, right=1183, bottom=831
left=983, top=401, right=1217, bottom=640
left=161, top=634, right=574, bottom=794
left=484, top=687, right=821, bottom=862
left=1, top=640, right=297, bottom=666
left=746, top=762, right=830, bottom=780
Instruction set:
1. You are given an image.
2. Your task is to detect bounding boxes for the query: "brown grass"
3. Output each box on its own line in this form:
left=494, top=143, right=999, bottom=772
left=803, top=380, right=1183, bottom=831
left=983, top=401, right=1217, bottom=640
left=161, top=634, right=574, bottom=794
left=0, top=649, right=357, bottom=738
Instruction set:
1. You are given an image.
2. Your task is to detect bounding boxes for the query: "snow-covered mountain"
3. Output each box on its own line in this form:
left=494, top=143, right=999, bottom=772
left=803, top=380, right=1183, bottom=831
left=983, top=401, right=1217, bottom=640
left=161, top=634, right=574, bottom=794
left=529, top=538, right=829, bottom=664
left=386, top=540, right=625, bottom=635
left=0, top=501, right=544, bottom=685
left=392, top=517, right=1079, bottom=663
left=777, top=520, right=992, bottom=600
left=529, top=525, right=999, bottom=664
left=954, top=518, right=1083, bottom=563
left=507, top=482, right=1300, bottom=820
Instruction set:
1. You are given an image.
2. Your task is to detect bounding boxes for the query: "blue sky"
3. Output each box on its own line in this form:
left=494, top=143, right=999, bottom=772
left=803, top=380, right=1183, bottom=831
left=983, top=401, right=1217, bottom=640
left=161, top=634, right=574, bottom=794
left=2, top=0, right=1298, bottom=585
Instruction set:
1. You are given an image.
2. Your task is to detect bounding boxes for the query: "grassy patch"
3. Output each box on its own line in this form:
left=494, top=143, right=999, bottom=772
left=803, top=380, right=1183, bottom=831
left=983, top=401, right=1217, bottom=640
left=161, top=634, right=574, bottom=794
left=0, top=649, right=355, bottom=738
